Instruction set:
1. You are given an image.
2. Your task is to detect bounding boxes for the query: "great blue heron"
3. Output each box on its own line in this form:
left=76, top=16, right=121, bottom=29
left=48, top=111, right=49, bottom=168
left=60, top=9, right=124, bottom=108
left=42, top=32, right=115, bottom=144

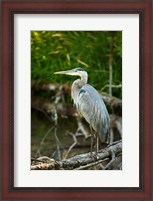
left=54, top=68, right=110, bottom=155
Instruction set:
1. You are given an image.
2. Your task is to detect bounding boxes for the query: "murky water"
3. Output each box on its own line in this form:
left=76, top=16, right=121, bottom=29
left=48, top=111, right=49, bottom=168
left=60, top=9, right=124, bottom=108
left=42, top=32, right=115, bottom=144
left=31, top=109, right=91, bottom=160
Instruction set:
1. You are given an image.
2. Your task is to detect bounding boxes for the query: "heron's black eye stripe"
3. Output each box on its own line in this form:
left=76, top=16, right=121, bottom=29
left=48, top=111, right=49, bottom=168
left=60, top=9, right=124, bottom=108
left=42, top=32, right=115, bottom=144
left=75, top=67, right=84, bottom=71
left=78, top=89, right=86, bottom=96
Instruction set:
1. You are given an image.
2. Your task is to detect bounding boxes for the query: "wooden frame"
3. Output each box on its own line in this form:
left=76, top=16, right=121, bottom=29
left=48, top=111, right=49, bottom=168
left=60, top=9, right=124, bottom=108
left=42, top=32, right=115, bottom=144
left=1, top=0, right=152, bottom=200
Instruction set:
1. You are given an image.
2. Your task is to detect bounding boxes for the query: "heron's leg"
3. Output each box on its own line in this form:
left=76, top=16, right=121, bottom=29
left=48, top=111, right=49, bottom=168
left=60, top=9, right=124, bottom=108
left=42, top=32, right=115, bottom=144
left=89, top=126, right=93, bottom=157
left=96, top=133, right=99, bottom=155
left=90, top=135, right=93, bottom=155
left=109, top=128, right=114, bottom=144
left=90, top=127, right=98, bottom=159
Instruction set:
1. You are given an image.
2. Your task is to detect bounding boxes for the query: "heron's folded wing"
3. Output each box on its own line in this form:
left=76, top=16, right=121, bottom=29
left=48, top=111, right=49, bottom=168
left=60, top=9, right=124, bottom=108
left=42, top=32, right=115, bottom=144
left=77, top=85, right=102, bottom=130
left=77, top=84, right=110, bottom=142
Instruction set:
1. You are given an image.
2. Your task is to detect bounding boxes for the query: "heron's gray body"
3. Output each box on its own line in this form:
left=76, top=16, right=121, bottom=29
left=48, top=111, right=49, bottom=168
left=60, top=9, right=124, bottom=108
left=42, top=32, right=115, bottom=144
left=72, top=82, right=110, bottom=143
left=54, top=67, right=110, bottom=145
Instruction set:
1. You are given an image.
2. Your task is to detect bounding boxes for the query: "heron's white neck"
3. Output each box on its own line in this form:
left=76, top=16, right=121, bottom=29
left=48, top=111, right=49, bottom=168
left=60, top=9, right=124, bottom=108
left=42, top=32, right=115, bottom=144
left=71, top=72, right=88, bottom=105
left=80, top=71, right=88, bottom=84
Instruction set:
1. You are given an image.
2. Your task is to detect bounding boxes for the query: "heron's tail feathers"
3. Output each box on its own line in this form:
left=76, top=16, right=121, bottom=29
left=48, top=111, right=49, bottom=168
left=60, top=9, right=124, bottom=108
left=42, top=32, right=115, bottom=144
left=99, top=125, right=110, bottom=143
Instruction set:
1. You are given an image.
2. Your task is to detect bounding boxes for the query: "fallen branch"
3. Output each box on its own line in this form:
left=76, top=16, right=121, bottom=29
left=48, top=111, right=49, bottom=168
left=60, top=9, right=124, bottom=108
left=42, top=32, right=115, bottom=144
left=31, top=83, right=122, bottom=116
left=31, top=140, right=122, bottom=170
left=63, top=132, right=78, bottom=159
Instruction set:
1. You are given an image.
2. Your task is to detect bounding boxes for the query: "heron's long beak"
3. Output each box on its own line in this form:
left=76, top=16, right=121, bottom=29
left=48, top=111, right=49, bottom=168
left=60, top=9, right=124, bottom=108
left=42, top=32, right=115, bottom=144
left=54, top=69, right=78, bottom=76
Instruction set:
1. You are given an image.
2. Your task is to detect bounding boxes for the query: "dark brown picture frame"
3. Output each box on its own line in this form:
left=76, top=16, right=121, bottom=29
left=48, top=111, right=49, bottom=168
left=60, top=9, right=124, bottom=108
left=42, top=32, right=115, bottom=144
left=0, top=0, right=152, bottom=200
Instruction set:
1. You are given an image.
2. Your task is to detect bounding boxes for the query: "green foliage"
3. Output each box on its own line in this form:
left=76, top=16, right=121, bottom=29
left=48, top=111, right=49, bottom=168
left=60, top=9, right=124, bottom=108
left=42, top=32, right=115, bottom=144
left=31, top=31, right=122, bottom=98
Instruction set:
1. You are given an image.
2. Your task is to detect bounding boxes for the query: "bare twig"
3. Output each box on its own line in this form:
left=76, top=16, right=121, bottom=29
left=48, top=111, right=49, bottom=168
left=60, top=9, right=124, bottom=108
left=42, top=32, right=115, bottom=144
left=35, top=127, right=54, bottom=158
left=54, top=127, right=62, bottom=161
left=102, top=84, right=122, bottom=91
left=108, top=32, right=115, bottom=97
left=63, top=132, right=78, bottom=159
left=40, top=127, right=54, bottom=145
left=75, top=158, right=109, bottom=170
left=75, top=117, right=89, bottom=138
left=103, top=149, right=115, bottom=170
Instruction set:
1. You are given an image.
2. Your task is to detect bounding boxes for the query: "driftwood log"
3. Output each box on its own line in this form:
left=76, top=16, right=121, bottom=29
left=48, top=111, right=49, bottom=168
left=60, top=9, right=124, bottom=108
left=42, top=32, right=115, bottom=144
left=31, top=83, right=122, bottom=116
left=31, top=140, right=122, bottom=170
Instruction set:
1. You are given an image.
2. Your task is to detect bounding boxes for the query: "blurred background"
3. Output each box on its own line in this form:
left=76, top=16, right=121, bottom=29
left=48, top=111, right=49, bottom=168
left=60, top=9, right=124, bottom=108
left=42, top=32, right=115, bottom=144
left=31, top=31, right=122, bottom=162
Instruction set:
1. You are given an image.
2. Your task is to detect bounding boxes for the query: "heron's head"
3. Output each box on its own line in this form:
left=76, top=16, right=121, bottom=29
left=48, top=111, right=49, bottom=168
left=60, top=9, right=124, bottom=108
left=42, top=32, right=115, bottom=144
left=54, top=68, right=88, bottom=81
